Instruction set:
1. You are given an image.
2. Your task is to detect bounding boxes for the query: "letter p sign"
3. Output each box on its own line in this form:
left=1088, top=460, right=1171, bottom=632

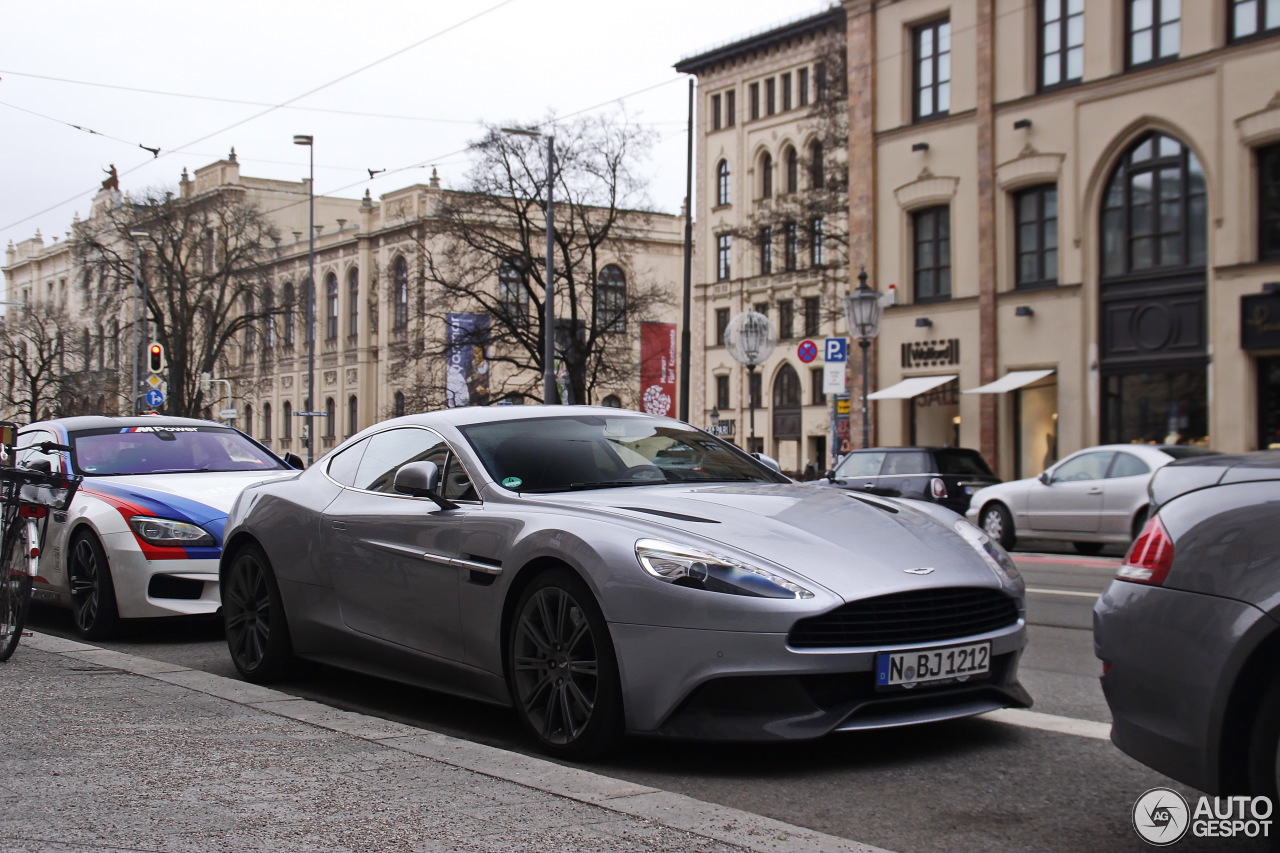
left=824, top=337, right=848, bottom=363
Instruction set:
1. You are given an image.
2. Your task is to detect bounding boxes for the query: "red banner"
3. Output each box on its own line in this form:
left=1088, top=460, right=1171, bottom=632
left=639, top=321, right=677, bottom=417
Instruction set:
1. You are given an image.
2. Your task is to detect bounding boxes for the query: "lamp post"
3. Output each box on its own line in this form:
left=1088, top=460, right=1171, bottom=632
left=842, top=267, right=883, bottom=448
left=500, top=127, right=556, bottom=404
left=709, top=407, right=720, bottom=436
left=293, top=134, right=316, bottom=465
left=129, top=228, right=149, bottom=414
left=724, top=311, right=775, bottom=454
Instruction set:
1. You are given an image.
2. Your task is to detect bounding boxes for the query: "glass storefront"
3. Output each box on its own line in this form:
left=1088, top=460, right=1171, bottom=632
left=910, top=380, right=960, bottom=446
left=1015, top=381, right=1058, bottom=477
left=1260, top=357, right=1280, bottom=450
left=1102, top=368, right=1208, bottom=446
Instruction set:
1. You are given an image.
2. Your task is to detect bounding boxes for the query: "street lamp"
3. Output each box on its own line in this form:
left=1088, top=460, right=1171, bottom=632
left=842, top=267, right=883, bottom=448
left=709, top=407, right=720, bottom=435
left=724, top=311, right=776, bottom=454
left=500, top=127, right=556, bottom=404
left=293, top=134, right=316, bottom=465
left=129, top=228, right=149, bottom=414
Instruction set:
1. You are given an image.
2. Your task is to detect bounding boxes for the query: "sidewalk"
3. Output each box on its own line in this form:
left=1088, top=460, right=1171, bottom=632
left=0, top=632, right=890, bottom=853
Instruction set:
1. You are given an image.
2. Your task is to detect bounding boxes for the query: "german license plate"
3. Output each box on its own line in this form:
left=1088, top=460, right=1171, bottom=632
left=875, top=641, right=991, bottom=688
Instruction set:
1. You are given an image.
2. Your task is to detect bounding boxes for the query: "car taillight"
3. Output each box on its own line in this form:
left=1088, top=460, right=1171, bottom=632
left=1116, top=515, right=1174, bottom=585
left=930, top=477, right=947, bottom=499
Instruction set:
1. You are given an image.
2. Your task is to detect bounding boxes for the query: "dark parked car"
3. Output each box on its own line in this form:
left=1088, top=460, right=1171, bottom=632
left=1094, top=450, right=1280, bottom=799
left=823, top=447, right=1000, bottom=515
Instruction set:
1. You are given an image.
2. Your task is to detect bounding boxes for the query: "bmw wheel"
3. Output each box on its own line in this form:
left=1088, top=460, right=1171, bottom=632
left=223, top=543, right=293, bottom=683
left=69, top=532, right=120, bottom=640
left=507, top=569, right=623, bottom=760
left=980, top=503, right=1016, bottom=551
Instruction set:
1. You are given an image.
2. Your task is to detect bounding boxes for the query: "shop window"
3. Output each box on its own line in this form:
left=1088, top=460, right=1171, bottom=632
left=1102, top=370, right=1207, bottom=445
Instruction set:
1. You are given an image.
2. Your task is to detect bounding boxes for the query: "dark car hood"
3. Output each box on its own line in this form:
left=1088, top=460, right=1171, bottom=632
left=537, top=482, right=1010, bottom=601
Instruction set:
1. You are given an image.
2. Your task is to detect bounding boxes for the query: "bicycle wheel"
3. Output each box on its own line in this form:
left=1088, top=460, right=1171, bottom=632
left=0, top=519, right=33, bottom=662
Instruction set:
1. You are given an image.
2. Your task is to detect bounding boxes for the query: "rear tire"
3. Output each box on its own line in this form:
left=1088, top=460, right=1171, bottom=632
left=0, top=520, right=33, bottom=662
left=69, top=531, right=120, bottom=640
left=1073, top=542, right=1105, bottom=556
left=506, top=569, right=623, bottom=760
left=223, top=543, right=294, bottom=683
left=979, top=503, right=1016, bottom=550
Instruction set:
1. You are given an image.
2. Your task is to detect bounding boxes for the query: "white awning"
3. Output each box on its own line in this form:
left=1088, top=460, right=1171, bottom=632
left=867, top=374, right=958, bottom=400
left=961, top=369, right=1056, bottom=394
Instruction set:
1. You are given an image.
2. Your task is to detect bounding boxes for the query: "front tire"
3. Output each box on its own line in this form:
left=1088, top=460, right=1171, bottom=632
left=223, top=543, right=293, bottom=683
left=507, top=569, right=623, bottom=760
left=68, top=531, right=120, bottom=640
left=980, top=503, right=1016, bottom=551
left=0, top=520, right=33, bottom=662
left=1249, top=677, right=1280, bottom=801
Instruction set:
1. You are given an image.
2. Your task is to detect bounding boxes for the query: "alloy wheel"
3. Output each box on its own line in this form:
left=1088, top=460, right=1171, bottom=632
left=224, top=551, right=272, bottom=672
left=511, top=586, right=600, bottom=746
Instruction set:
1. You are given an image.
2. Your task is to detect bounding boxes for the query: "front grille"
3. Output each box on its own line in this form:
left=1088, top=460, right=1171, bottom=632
left=788, top=587, right=1019, bottom=648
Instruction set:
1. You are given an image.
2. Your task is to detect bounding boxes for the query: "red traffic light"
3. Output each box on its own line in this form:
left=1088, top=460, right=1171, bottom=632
left=148, top=343, right=165, bottom=373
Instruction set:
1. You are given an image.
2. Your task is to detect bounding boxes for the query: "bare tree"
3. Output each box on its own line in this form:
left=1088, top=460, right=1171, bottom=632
left=0, top=302, right=86, bottom=422
left=74, top=187, right=281, bottom=417
left=390, top=113, right=674, bottom=407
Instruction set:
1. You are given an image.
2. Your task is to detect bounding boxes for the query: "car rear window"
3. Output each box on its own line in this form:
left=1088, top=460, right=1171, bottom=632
left=936, top=450, right=996, bottom=477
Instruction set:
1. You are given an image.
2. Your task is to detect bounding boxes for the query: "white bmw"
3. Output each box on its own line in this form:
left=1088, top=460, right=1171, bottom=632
left=17, top=416, right=300, bottom=638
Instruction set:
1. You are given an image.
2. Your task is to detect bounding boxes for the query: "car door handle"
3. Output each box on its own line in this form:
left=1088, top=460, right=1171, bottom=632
left=331, top=521, right=347, bottom=530
left=1088, top=488, right=1103, bottom=495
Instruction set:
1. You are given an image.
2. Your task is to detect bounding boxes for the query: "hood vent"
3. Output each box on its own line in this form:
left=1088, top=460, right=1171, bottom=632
left=846, top=493, right=900, bottom=513
left=615, top=506, right=719, bottom=523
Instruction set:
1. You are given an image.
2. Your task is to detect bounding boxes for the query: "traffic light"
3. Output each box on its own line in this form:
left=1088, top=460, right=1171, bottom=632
left=148, top=343, right=165, bottom=374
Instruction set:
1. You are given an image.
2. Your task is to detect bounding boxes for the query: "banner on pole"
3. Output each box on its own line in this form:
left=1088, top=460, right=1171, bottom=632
left=640, top=321, right=677, bottom=417
left=446, top=312, right=490, bottom=407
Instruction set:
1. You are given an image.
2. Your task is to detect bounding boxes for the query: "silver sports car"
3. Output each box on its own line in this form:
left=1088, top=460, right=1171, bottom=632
left=220, top=406, right=1031, bottom=758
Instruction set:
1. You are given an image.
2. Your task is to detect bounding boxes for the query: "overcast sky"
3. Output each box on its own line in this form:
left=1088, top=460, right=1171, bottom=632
left=1, top=0, right=833, bottom=281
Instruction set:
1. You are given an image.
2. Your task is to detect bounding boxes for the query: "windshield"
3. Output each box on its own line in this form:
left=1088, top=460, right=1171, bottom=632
left=460, top=415, right=788, bottom=492
left=71, top=425, right=289, bottom=476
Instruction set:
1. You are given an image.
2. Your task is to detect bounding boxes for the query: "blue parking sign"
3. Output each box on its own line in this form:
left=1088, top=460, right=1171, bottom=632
left=824, top=337, right=848, bottom=362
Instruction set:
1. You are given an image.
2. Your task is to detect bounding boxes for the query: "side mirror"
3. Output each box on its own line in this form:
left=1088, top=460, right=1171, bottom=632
left=824, top=470, right=836, bottom=481
left=1038, top=471, right=1051, bottom=485
left=394, top=461, right=458, bottom=510
left=750, top=451, right=782, bottom=473
left=283, top=452, right=305, bottom=470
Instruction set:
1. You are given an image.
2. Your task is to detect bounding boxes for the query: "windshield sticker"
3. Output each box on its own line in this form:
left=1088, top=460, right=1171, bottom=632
left=119, top=426, right=200, bottom=433
left=502, top=477, right=522, bottom=489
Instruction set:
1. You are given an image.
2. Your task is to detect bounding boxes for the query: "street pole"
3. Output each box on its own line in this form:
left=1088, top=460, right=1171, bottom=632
left=860, top=338, right=871, bottom=448
left=294, top=134, right=316, bottom=465
left=129, top=229, right=148, bottom=415
left=679, top=78, right=694, bottom=423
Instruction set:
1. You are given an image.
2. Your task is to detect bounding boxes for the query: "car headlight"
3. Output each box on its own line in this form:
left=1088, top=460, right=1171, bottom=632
left=953, top=520, right=1021, bottom=584
left=634, top=539, right=814, bottom=599
left=129, top=516, right=215, bottom=547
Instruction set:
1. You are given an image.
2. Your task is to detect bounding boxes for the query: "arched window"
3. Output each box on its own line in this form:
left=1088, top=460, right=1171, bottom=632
left=785, top=147, right=799, bottom=194
left=717, top=160, right=731, bottom=206
left=498, top=258, right=528, bottom=325
left=809, top=141, right=825, bottom=189
left=347, top=395, right=358, bottom=437
left=394, top=391, right=406, bottom=417
left=601, top=394, right=622, bottom=408
left=263, top=403, right=272, bottom=440
left=347, top=267, right=359, bottom=340
left=596, top=264, right=627, bottom=333
left=325, top=397, right=336, bottom=437
left=1101, top=131, right=1207, bottom=278
left=264, top=286, right=277, bottom=349
left=761, top=152, right=773, bottom=198
left=773, top=363, right=802, bottom=407
left=282, top=282, right=296, bottom=348
left=392, top=256, right=409, bottom=330
left=282, top=401, right=292, bottom=439
left=325, top=273, right=338, bottom=341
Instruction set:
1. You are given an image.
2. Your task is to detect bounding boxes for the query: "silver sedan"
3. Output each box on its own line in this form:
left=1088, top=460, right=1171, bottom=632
left=966, top=443, right=1218, bottom=555
left=220, top=406, right=1030, bottom=758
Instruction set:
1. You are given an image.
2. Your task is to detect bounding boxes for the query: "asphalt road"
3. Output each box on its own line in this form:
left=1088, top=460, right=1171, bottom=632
left=23, top=546, right=1270, bottom=853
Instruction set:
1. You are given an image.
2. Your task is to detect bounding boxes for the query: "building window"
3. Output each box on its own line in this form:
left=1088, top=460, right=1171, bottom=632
left=913, top=206, right=952, bottom=301
left=1127, top=0, right=1180, bottom=68
left=498, top=258, right=529, bottom=325
left=600, top=394, right=622, bottom=408
left=749, top=371, right=762, bottom=409
left=717, top=234, right=732, bottom=281
left=717, top=160, right=731, bottom=206
left=304, top=278, right=315, bottom=345
left=766, top=77, right=776, bottom=115
left=726, top=89, right=736, bottom=126
left=761, top=152, right=773, bottom=198
left=777, top=300, right=795, bottom=340
left=1260, top=144, right=1280, bottom=260
left=324, top=398, right=336, bottom=437
left=781, top=72, right=793, bottom=111
left=1101, top=132, right=1206, bottom=277
left=244, top=404, right=254, bottom=438
left=394, top=391, right=406, bottom=418
left=715, top=308, right=731, bottom=346
left=392, top=255, right=409, bottom=330
left=798, top=68, right=810, bottom=106
left=785, top=222, right=799, bottom=271
left=347, top=267, right=359, bottom=340
left=811, top=367, right=825, bottom=405
left=750, top=82, right=760, bottom=120
left=759, top=227, right=773, bottom=275
left=283, top=401, right=292, bottom=440
left=753, top=301, right=769, bottom=317
left=816, top=61, right=828, bottom=101
left=716, top=375, right=730, bottom=410
left=1231, top=0, right=1280, bottom=40
left=282, top=282, right=296, bottom=348
left=712, top=93, right=722, bottom=131
left=811, top=217, right=825, bottom=266
left=1040, top=0, right=1084, bottom=89
left=785, top=147, right=799, bottom=193
left=809, top=141, right=825, bottom=189
left=596, top=264, right=627, bottom=333
left=1015, top=185, right=1059, bottom=288
left=263, top=403, right=272, bottom=441
left=803, top=296, right=821, bottom=337
left=325, top=273, right=338, bottom=341
left=914, top=18, right=951, bottom=121
left=348, top=395, right=358, bottom=437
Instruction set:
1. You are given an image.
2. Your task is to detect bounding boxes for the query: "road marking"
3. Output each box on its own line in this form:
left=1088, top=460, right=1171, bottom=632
left=985, top=708, right=1111, bottom=740
left=1025, top=587, right=1100, bottom=599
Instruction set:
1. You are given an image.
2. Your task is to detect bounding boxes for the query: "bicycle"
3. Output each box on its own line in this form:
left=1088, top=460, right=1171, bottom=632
left=0, top=423, right=81, bottom=661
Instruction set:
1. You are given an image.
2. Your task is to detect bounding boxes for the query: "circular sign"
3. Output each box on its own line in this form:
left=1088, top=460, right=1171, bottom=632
left=797, top=339, right=818, bottom=363
left=1131, top=787, right=1189, bottom=846
left=144, top=389, right=165, bottom=408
